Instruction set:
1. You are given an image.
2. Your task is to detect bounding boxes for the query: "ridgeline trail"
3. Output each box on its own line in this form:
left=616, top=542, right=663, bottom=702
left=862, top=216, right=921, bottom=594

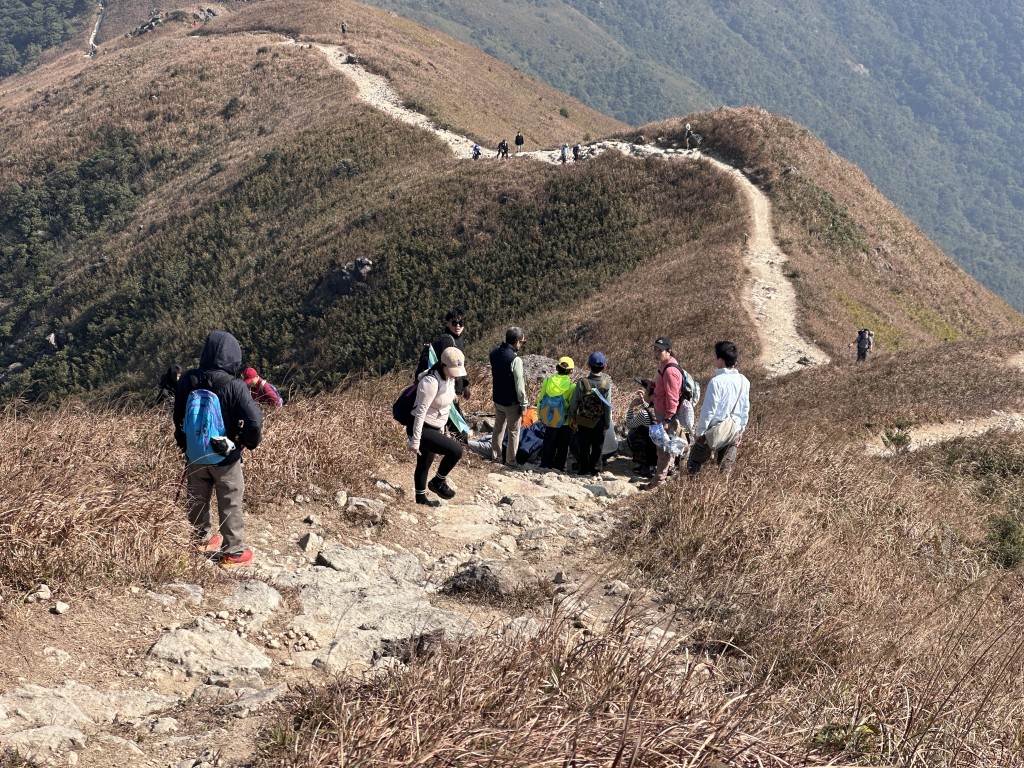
left=305, top=39, right=831, bottom=378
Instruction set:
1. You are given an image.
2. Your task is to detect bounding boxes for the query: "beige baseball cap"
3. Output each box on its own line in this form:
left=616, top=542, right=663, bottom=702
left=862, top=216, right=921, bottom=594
left=440, top=347, right=467, bottom=378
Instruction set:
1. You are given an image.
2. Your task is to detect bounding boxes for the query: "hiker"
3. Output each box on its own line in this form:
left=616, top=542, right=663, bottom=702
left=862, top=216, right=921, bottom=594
left=472, top=144, right=481, bottom=160
left=568, top=352, right=613, bottom=476
left=407, top=347, right=468, bottom=506
left=156, top=364, right=181, bottom=405
left=497, top=139, right=510, bottom=159
left=684, top=123, right=701, bottom=150
left=560, top=144, right=569, bottom=164
left=849, top=328, right=874, bottom=362
left=537, top=356, right=575, bottom=470
left=514, top=131, right=524, bottom=153
left=572, top=143, right=581, bottom=161
left=645, top=337, right=696, bottom=489
left=416, top=306, right=472, bottom=438
left=625, top=377, right=658, bottom=478
left=173, top=330, right=263, bottom=567
left=418, top=306, right=472, bottom=402
left=688, top=341, right=750, bottom=476
left=340, top=20, right=348, bottom=34
left=242, top=367, right=283, bottom=409
left=489, top=327, right=529, bottom=468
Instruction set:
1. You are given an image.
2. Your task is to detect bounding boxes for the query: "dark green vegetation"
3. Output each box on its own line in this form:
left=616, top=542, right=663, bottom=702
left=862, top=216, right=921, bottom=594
left=363, top=0, right=1024, bottom=309
left=0, top=113, right=724, bottom=401
left=0, top=0, right=88, bottom=76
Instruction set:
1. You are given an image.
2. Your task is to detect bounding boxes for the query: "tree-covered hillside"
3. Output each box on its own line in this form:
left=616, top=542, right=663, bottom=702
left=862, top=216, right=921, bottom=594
left=0, top=0, right=88, bottom=76
left=364, top=0, right=1024, bottom=309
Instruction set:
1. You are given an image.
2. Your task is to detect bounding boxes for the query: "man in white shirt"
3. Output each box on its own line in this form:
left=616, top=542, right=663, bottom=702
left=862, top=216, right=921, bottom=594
left=688, top=341, right=750, bottom=475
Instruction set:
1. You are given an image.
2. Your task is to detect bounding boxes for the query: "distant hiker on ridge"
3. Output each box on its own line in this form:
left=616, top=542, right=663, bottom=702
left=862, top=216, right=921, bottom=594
left=514, top=130, right=524, bottom=153
left=849, top=328, right=874, bottom=362
left=407, top=347, right=467, bottom=506
left=688, top=340, right=750, bottom=476
left=489, top=327, right=529, bottom=468
left=472, top=144, right=481, bottom=160
left=572, top=143, right=581, bottom=161
left=173, top=330, right=263, bottom=567
left=560, top=144, right=569, bottom=164
left=497, top=139, right=510, bottom=159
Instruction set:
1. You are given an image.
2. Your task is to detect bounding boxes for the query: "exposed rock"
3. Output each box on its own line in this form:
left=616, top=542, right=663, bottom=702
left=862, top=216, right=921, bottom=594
left=298, top=532, right=324, bottom=553
left=222, top=581, right=282, bottom=630
left=148, top=629, right=272, bottom=676
left=0, top=682, right=176, bottom=736
left=346, top=496, right=386, bottom=525
left=332, top=490, right=348, bottom=509
left=166, top=583, right=205, bottom=606
left=0, top=725, right=86, bottom=756
left=25, top=583, right=51, bottom=603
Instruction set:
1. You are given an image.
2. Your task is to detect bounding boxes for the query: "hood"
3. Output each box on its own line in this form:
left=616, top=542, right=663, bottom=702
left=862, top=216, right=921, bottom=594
left=545, top=374, right=574, bottom=397
left=199, top=330, right=243, bottom=375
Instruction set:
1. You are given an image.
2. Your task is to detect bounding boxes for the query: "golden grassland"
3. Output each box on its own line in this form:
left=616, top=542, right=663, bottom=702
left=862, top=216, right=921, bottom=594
left=5, top=343, right=1024, bottom=763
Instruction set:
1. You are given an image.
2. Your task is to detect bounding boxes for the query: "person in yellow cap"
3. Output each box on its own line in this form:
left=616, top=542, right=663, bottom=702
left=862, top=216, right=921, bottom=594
left=536, top=356, right=575, bottom=470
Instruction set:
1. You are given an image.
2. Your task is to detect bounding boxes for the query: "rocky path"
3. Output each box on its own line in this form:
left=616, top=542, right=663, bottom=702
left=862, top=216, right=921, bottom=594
left=85, top=0, right=104, bottom=54
left=0, top=461, right=647, bottom=767
left=303, top=40, right=830, bottom=377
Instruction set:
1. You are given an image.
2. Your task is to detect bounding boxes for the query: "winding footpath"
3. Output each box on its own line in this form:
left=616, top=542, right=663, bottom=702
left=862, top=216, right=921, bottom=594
left=304, top=40, right=830, bottom=377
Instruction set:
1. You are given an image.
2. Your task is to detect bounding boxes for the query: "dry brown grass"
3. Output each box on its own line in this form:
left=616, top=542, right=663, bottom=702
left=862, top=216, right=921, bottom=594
left=256, top=606, right=839, bottom=767
left=199, top=0, right=625, bottom=148
left=0, top=379, right=401, bottom=598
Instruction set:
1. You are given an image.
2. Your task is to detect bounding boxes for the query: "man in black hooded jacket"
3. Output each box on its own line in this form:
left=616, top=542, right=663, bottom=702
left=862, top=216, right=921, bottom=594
left=173, top=330, right=263, bottom=566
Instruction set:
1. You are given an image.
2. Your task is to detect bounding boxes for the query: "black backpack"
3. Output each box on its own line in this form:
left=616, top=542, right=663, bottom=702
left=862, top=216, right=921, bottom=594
left=392, top=382, right=418, bottom=426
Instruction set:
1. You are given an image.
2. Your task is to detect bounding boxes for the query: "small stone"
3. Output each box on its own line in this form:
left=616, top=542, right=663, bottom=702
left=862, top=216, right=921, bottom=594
left=52, top=601, right=70, bottom=615
left=333, top=490, right=348, bottom=509
left=216, top=611, right=230, bottom=620
left=605, top=580, right=632, bottom=597
left=552, top=571, right=567, bottom=584
left=294, top=494, right=306, bottom=504
left=151, top=717, right=179, bottom=734
left=303, top=514, right=321, bottom=525
left=298, top=532, right=324, bottom=553
left=68, top=752, right=80, bottom=766
left=130, top=586, right=141, bottom=595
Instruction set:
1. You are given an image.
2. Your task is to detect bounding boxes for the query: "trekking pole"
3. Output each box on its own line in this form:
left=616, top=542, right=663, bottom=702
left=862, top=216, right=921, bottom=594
left=174, top=465, right=188, bottom=503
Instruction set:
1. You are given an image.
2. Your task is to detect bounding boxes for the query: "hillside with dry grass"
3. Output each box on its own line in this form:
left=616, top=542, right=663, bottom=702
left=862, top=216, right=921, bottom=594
left=2, top=0, right=1020, bottom=405
left=7, top=2, right=1024, bottom=766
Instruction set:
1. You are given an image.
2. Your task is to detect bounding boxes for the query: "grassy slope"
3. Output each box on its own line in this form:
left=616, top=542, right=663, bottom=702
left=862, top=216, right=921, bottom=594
left=622, top=110, right=1024, bottom=367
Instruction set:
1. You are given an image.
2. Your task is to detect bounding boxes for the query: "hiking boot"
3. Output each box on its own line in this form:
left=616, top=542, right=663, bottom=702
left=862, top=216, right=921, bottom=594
left=427, top=477, right=456, bottom=499
left=194, top=533, right=223, bottom=553
left=218, top=549, right=254, bottom=568
left=416, top=494, right=441, bottom=507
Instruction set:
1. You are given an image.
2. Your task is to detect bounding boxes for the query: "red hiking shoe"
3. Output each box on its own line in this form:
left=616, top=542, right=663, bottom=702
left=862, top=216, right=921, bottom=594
left=195, top=533, right=223, bottom=553
left=218, top=549, right=255, bottom=568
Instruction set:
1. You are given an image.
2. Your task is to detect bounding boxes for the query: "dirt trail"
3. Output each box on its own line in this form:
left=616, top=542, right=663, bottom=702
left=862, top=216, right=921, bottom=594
left=303, top=40, right=829, bottom=377
left=864, top=411, right=1024, bottom=456
left=86, top=0, right=104, bottom=53
left=865, top=353, right=1024, bottom=455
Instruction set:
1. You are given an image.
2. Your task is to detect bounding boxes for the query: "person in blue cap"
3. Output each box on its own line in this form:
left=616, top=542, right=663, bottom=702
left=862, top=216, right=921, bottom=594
left=568, top=352, right=613, bottom=476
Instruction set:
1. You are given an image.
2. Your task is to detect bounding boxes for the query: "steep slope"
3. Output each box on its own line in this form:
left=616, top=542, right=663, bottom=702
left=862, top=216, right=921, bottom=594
left=361, top=0, right=1024, bottom=312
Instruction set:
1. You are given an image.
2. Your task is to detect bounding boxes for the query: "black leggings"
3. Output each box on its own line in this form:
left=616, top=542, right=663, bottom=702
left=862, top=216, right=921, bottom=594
left=410, top=424, right=463, bottom=492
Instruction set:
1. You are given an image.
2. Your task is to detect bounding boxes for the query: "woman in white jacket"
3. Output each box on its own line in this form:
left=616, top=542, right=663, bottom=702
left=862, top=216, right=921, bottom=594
left=408, top=347, right=468, bottom=506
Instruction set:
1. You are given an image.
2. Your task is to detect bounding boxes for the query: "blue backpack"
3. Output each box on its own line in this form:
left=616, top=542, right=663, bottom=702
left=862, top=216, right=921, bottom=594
left=183, top=384, right=228, bottom=465
left=538, top=392, right=567, bottom=428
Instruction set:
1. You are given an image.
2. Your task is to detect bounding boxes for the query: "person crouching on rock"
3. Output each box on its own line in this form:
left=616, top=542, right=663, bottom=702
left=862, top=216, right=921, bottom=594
left=408, top=347, right=467, bottom=506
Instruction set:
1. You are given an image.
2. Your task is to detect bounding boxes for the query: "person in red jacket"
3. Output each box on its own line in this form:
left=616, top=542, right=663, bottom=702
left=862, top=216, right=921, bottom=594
left=242, top=367, right=283, bottom=409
